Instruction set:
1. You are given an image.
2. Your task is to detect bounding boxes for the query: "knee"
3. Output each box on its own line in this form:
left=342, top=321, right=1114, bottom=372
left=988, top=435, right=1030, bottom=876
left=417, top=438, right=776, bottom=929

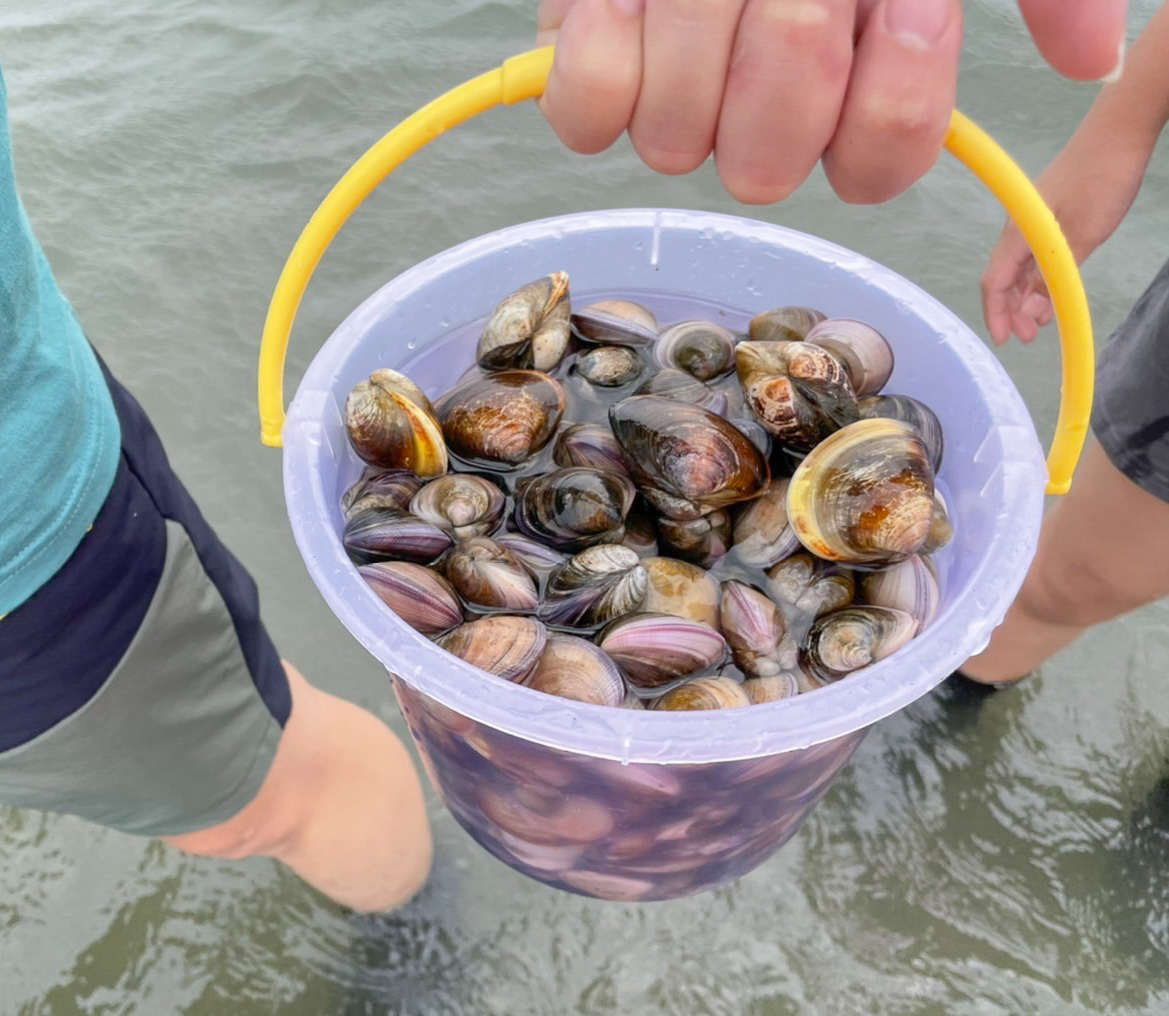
left=1020, top=546, right=1143, bottom=629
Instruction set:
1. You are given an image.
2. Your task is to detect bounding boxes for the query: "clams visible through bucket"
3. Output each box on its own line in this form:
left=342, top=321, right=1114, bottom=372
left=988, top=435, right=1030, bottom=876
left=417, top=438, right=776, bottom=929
left=341, top=270, right=953, bottom=710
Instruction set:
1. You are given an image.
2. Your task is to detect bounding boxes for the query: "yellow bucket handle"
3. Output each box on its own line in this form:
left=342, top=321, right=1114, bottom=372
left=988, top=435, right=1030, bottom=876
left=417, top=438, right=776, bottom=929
left=258, top=46, right=1092, bottom=496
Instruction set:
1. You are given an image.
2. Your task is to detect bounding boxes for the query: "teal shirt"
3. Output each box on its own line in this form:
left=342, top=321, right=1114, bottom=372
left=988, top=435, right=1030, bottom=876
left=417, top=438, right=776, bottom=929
left=0, top=63, right=120, bottom=616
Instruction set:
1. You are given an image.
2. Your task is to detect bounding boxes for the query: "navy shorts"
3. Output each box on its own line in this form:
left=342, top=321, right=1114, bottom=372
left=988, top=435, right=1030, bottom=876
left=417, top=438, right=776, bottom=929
left=0, top=355, right=291, bottom=836
left=1093, top=258, right=1169, bottom=501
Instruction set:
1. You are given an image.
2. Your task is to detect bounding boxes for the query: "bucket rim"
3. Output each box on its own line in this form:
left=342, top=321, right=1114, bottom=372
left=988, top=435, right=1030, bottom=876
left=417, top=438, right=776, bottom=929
left=283, top=207, right=1045, bottom=764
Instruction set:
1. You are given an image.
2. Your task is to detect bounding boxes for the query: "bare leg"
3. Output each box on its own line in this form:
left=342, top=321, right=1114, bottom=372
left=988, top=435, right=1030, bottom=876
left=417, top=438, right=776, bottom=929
left=161, top=663, right=433, bottom=912
left=962, top=438, right=1169, bottom=684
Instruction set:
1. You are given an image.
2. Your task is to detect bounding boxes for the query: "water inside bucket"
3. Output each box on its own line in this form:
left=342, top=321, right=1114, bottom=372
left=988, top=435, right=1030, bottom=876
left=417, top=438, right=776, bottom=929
left=282, top=209, right=1047, bottom=900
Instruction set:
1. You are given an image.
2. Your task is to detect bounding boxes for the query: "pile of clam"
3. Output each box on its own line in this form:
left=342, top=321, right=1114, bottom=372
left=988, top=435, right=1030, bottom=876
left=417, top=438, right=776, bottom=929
left=341, top=272, right=951, bottom=712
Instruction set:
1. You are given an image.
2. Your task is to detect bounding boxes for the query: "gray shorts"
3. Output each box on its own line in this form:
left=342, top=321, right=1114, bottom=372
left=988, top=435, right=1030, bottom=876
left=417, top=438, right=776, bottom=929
left=0, top=359, right=290, bottom=837
left=1092, top=258, right=1169, bottom=501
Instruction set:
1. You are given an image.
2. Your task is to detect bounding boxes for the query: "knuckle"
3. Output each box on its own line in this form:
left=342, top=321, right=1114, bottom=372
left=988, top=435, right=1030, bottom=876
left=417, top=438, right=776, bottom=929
left=753, top=0, right=851, bottom=69
left=664, top=0, right=733, bottom=24
left=853, top=90, right=945, bottom=139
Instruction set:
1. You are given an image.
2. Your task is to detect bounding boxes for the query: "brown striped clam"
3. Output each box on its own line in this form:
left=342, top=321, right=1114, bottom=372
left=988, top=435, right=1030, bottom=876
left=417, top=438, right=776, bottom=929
left=409, top=473, right=505, bottom=540
left=599, top=612, right=728, bottom=691
left=344, top=369, right=448, bottom=476
left=650, top=676, right=752, bottom=711
left=538, top=544, right=648, bottom=630
left=804, top=318, right=895, bottom=397
left=444, top=536, right=540, bottom=613
left=653, top=320, right=737, bottom=381
left=476, top=272, right=571, bottom=372
left=748, top=306, right=826, bottom=343
left=437, top=615, right=548, bottom=684
left=528, top=635, right=626, bottom=707
left=357, top=561, right=463, bottom=635
left=514, top=467, right=636, bottom=551
left=801, top=606, right=917, bottom=683
left=571, top=299, right=659, bottom=347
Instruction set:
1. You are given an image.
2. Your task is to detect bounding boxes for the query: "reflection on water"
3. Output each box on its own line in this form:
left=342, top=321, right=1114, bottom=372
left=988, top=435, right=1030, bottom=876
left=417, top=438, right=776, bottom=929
left=3, top=0, right=1169, bottom=1013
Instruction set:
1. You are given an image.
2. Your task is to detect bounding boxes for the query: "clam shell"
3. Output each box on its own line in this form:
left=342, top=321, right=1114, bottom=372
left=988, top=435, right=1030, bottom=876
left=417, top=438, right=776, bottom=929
left=805, top=318, right=894, bottom=397
left=786, top=417, right=935, bottom=565
left=731, top=478, right=800, bottom=568
left=409, top=473, right=505, bottom=540
left=608, top=395, right=770, bottom=520
left=476, top=272, right=571, bottom=372
left=766, top=552, right=856, bottom=623
left=922, top=489, right=953, bottom=554
left=735, top=341, right=859, bottom=452
left=528, top=635, right=626, bottom=707
left=552, top=423, right=630, bottom=477
left=656, top=510, right=732, bottom=569
left=858, top=394, right=944, bottom=473
left=575, top=345, right=645, bottom=387
left=641, top=556, right=721, bottom=628
left=747, top=306, right=827, bottom=343
left=719, top=580, right=798, bottom=678
left=801, top=606, right=917, bottom=682
left=650, top=676, right=751, bottom=711
left=860, top=554, right=939, bottom=635
left=344, top=369, right=448, bottom=476
left=494, top=533, right=567, bottom=575
left=514, top=466, right=636, bottom=551
left=341, top=467, right=424, bottom=516
left=538, top=544, right=648, bottom=630
left=653, top=320, right=737, bottom=381
left=357, top=561, right=463, bottom=635
left=444, top=536, right=540, bottom=612
left=599, top=612, right=729, bottom=690
left=342, top=506, right=453, bottom=565
left=437, top=615, right=548, bottom=684
left=634, top=367, right=729, bottom=416
left=436, top=369, right=566, bottom=467
left=743, top=673, right=800, bottom=703
left=571, top=299, right=659, bottom=346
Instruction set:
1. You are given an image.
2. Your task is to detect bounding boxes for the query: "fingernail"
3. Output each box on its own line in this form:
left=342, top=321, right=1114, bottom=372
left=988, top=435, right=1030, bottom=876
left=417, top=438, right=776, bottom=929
left=1100, top=38, right=1126, bottom=84
left=884, top=0, right=951, bottom=49
left=611, top=0, right=645, bottom=15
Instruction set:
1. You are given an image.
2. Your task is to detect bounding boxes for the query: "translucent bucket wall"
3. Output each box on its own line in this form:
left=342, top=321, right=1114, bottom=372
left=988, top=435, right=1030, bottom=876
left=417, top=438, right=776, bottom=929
left=281, top=209, right=1046, bottom=902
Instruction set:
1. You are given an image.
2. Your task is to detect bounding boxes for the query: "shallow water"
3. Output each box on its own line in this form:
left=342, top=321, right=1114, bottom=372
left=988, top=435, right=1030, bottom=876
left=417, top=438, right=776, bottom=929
left=4, top=1, right=1169, bottom=1013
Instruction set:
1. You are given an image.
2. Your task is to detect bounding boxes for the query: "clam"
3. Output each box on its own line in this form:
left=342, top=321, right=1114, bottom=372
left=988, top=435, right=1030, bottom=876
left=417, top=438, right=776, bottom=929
left=620, top=504, right=660, bottom=558
left=344, top=368, right=448, bottom=476
left=804, top=318, right=895, bottom=396
left=861, top=554, right=939, bottom=635
left=514, top=467, right=636, bottom=551
left=650, top=676, right=751, bottom=711
left=609, top=395, right=770, bottom=520
left=435, top=369, right=566, bottom=467
left=748, top=306, right=827, bottom=343
left=409, top=473, right=505, bottom=540
left=576, top=345, right=645, bottom=387
left=641, top=556, right=721, bottom=628
left=653, top=320, right=737, bottom=381
left=342, top=506, right=453, bottom=565
left=552, top=424, right=630, bottom=477
left=731, top=478, right=800, bottom=568
left=444, top=537, right=540, bottom=612
left=571, top=299, right=659, bottom=346
left=538, top=544, right=648, bottom=629
left=476, top=272, right=572, bottom=372
left=801, top=605, right=917, bottom=683
left=599, top=612, right=728, bottom=690
left=786, top=418, right=935, bottom=566
left=437, top=615, right=548, bottom=684
left=357, top=561, right=463, bottom=635
left=527, top=635, right=626, bottom=707
left=634, top=367, right=729, bottom=416
left=494, top=533, right=567, bottom=576
left=341, top=467, right=424, bottom=517
left=735, top=341, right=859, bottom=452
left=858, top=394, right=944, bottom=473
left=743, top=673, right=799, bottom=703
left=719, top=580, right=799, bottom=678
left=656, top=510, right=732, bottom=569
left=922, top=489, right=954, bottom=554
left=766, top=552, right=856, bottom=621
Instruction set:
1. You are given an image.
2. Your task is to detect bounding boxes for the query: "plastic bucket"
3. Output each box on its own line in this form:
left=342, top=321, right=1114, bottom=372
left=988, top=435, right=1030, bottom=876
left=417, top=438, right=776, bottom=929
left=261, top=48, right=1093, bottom=901
left=281, top=207, right=1046, bottom=901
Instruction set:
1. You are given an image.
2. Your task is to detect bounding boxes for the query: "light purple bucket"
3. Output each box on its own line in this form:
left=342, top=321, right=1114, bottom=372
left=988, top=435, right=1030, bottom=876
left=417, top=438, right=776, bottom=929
left=282, top=209, right=1045, bottom=901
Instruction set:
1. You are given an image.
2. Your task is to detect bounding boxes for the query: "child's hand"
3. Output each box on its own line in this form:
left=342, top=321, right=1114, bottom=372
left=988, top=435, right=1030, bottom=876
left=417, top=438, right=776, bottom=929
left=536, top=0, right=1127, bottom=207
left=980, top=222, right=1053, bottom=346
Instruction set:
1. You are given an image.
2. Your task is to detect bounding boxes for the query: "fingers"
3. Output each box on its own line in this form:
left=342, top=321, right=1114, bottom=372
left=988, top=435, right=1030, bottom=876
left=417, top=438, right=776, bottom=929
left=1017, top=0, right=1128, bottom=82
left=980, top=223, right=1051, bottom=344
left=821, top=0, right=961, bottom=203
left=539, top=0, right=646, bottom=155
left=629, top=0, right=749, bottom=176
left=536, top=0, right=581, bottom=45
left=714, top=0, right=858, bottom=204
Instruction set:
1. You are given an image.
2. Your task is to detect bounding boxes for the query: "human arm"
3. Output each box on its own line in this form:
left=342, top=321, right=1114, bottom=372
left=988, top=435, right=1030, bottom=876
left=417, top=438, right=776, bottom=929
left=981, top=1, right=1169, bottom=344
left=536, top=0, right=1127, bottom=208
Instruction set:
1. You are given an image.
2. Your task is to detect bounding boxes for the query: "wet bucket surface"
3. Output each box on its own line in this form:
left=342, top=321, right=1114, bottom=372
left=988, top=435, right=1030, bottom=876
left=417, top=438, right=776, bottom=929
left=282, top=209, right=1046, bottom=901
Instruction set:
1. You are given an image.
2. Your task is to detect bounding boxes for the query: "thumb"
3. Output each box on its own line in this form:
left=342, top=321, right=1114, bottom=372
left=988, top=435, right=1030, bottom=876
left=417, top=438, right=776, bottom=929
left=1017, top=0, right=1128, bottom=81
